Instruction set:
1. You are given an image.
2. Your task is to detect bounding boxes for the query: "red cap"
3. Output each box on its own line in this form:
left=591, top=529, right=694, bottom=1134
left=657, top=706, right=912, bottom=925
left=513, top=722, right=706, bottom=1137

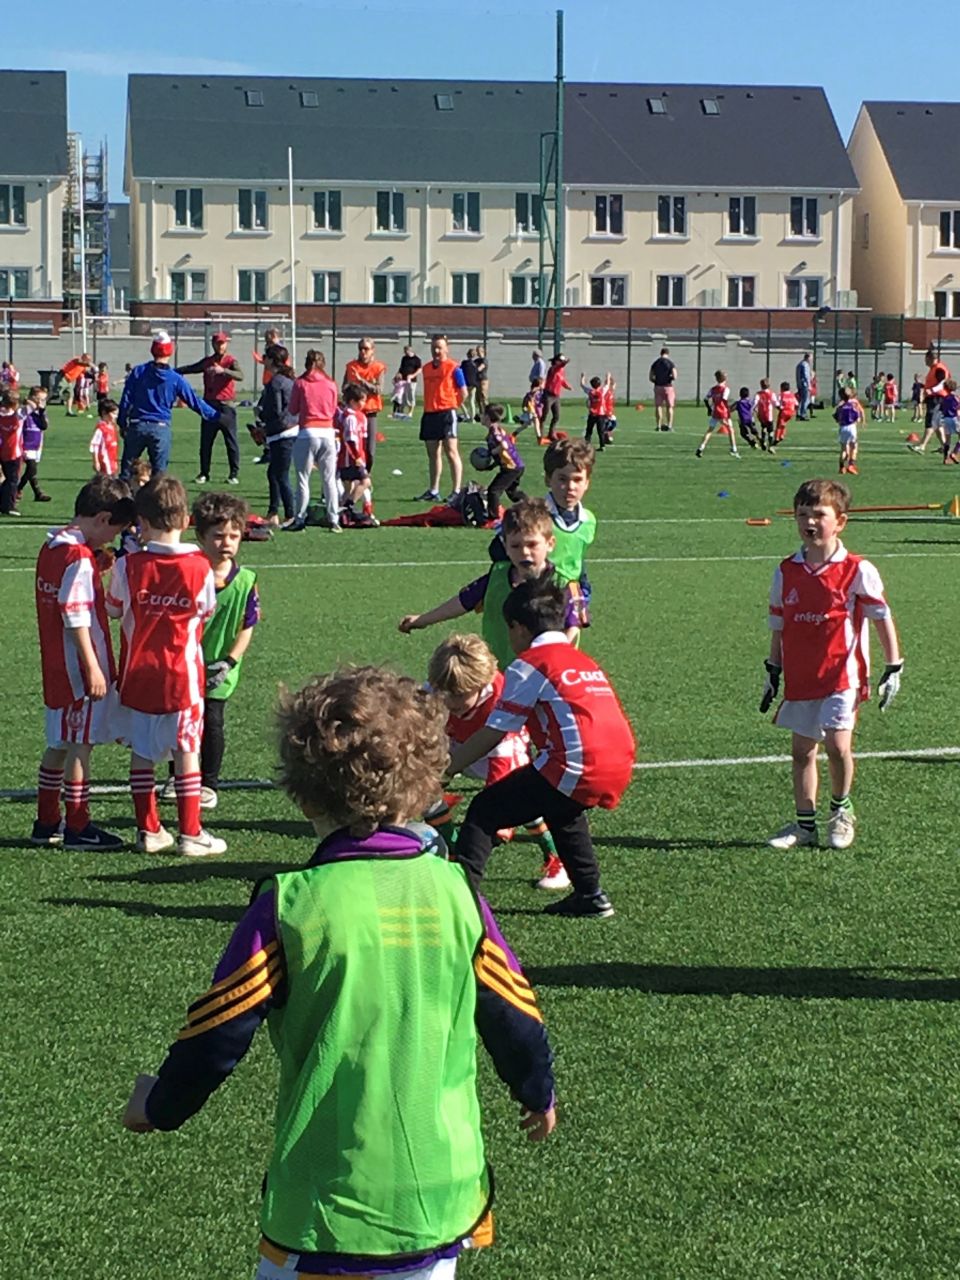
left=150, top=330, right=174, bottom=359
left=212, top=331, right=230, bottom=343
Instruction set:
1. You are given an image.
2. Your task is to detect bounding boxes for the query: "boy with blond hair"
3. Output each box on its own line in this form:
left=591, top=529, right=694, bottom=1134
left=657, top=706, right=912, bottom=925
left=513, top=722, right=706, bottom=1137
left=696, top=371, right=740, bottom=459
left=761, top=478, right=903, bottom=850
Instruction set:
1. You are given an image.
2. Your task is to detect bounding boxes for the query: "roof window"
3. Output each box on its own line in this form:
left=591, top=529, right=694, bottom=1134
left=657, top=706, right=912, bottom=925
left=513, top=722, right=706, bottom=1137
left=701, top=98, right=720, bottom=115
left=647, top=97, right=666, bottom=114
left=435, top=93, right=454, bottom=111
left=300, top=91, right=319, bottom=107
left=245, top=89, right=264, bottom=107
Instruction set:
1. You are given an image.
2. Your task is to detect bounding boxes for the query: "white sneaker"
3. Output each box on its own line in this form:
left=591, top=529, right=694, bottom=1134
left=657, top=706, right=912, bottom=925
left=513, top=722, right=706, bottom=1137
left=826, top=809, right=856, bottom=849
left=200, top=786, right=218, bottom=810
left=767, top=822, right=818, bottom=850
left=157, top=777, right=176, bottom=803
left=178, top=828, right=227, bottom=857
left=536, top=854, right=571, bottom=891
left=137, top=825, right=176, bottom=854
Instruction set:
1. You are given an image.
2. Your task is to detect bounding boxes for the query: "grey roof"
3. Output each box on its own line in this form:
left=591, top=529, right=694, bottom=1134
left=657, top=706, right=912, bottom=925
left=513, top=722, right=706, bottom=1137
left=565, top=84, right=857, bottom=190
left=860, top=102, right=960, bottom=201
left=126, top=76, right=554, bottom=184
left=0, top=70, right=68, bottom=176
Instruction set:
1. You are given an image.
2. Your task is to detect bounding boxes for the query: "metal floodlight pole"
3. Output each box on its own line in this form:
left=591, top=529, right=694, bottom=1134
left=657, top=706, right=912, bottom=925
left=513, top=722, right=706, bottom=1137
left=553, top=8, right=565, bottom=356
left=287, top=146, right=298, bottom=367
left=78, top=137, right=88, bottom=354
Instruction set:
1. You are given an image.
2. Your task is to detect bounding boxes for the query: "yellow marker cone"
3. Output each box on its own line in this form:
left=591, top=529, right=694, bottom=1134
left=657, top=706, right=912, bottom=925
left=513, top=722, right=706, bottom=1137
left=945, top=495, right=960, bottom=518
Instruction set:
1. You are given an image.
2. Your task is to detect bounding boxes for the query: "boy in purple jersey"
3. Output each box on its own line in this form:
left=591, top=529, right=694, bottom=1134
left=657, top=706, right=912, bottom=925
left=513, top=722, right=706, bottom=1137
left=833, top=387, right=864, bottom=475
left=482, top=403, right=527, bottom=519
left=16, top=386, right=52, bottom=503
left=733, top=386, right=761, bottom=450
left=941, top=379, right=960, bottom=463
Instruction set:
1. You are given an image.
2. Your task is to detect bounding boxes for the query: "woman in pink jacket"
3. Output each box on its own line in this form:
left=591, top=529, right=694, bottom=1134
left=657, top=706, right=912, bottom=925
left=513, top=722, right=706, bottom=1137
left=284, top=349, right=341, bottom=533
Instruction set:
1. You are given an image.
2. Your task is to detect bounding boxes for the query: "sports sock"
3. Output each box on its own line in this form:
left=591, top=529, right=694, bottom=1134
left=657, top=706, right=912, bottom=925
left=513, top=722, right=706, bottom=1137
left=131, top=767, right=160, bottom=834
left=796, top=808, right=817, bottom=832
left=175, top=771, right=202, bottom=838
left=524, top=820, right=558, bottom=860
left=64, top=780, right=90, bottom=833
left=37, top=765, right=64, bottom=826
left=830, top=794, right=853, bottom=814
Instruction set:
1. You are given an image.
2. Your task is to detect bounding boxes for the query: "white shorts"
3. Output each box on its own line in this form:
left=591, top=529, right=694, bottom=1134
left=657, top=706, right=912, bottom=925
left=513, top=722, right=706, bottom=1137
left=839, top=425, right=858, bottom=445
left=774, top=689, right=858, bottom=742
left=119, top=703, right=204, bottom=762
left=45, top=687, right=121, bottom=749
left=255, top=1252, right=456, bottom=1279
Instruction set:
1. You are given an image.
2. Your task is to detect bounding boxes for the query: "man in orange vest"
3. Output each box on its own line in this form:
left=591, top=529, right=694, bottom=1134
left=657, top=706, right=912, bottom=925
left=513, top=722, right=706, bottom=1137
left=416, top=334, right=467, bottom=503
left=61, top=353, right=93, bottom=416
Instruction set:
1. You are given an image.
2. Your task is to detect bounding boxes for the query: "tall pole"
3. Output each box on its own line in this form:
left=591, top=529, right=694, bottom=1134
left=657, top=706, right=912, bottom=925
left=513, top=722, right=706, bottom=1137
left=553, top=9, right=565, bottom=356
left=78, top=137, right=88, bottom=353
left=287, top=146, right=298, bottom=366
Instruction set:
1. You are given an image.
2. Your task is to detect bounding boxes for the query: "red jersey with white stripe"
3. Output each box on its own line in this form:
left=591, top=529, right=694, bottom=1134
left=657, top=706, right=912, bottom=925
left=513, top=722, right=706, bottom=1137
left=36, top=527, right=117, bottom=709
left=486, top=633, right=635, bottom=808
left=769, top=544, right=890, bottom=701
left=336, top=406, right=368, bottom=470
left=755, top=388, right=775, bottom=423
left=883, top=380, right=898, bottom=403
left=708, top=383, right=730, bottom=419
left=601, top=385, right=615, bottom=417
left=105, top=543, right=215, bottom=714
left=587, top=386, right=605, bottom=415
left=444, top=672, right=530, bottom=784
left=0, top=409, right=22, bottom=461
left=777, top=390, right=797, bottom=424
left=90, top=420, right=119, bottom=475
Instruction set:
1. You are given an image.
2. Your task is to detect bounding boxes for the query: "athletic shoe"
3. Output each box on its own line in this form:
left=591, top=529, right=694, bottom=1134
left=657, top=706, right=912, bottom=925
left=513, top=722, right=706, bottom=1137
left=63, top=823, right=125, bottom=851
left=414, top=489, right=441, bottom=502
left=730, top=450, right=741, bottom=458
left=195, top=473, right=209, bottom=483
left=157, top=776, right=177, bottom=803
left=826, top=809, right=856, bottom=849
left=227, top=476, right=240, bottom=485
left=252, top=454, right=268, bottom=464
left=846, top=465, right=859, bottom=475
left=695, top=448, right=704, bottom=458
left=30, top=819, right=64, bottom=846
left=536, top=854, right=571, bottom=891
left=768, top=446, right=777, bottom=456
left=200, top=786, right=218, bottom=810
left=326, top=522, right=343, bottom=534
left=543, top=889, right=614, bottom=918
left=907, top=444, right=924, bottom=455
left=34, top=492, right=52, bottom=502
left=281, top=516, right=306, bottom=532
left=178, top=828, right=227, bottom=857
left=136, top=825, right=176, bottom=854
left=2, top=508, right=21, bottom=516
left=767, top=822, right=818, bottom=850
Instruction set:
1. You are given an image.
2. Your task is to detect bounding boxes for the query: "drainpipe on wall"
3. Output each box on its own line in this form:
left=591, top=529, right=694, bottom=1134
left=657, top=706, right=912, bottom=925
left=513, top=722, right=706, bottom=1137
left=915, top=203, right=924, bottom=317
left=420, top=184, right=431, bottom=304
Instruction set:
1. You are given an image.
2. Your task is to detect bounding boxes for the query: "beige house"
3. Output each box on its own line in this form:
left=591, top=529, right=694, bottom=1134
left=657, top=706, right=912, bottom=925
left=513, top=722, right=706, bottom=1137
left=563, top=85, right=857, bottom=310
left=849, top=101, right=960, bottom=317
left=0, top=71, right=67, bottom=301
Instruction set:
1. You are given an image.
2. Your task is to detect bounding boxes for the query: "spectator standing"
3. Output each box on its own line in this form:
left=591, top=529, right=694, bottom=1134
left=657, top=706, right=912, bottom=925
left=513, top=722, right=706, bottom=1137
left=530, top=349, right=547, bottom=388
left=342, top=338, right=386, bottom=472
left=542, top=354, right=571, bottom=440
left=398, top=344, right=422, bottom=412
left=796, top=352, right=813, bottom=420
left=61, top=353, right=94, bottom=417
left=118, top=332, right=218, bottom=479
left=177, top=332, right=243, bottom=484
left=251, top=325, right=282, bottom=465
left=460, top=348, right=479, bottom=421
left=285, top=350, right=341, bottom=533
left=416, top=334, right=466, bottom=502
left=256, top=344, right=297, bottom=526
left=475, top=345, right=490, bottom=418
left=649, top=347, right=677, bottom=431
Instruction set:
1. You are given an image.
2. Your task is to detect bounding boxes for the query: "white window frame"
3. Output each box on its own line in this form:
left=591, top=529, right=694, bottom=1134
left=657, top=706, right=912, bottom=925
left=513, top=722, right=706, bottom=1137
left=312, top=270, right=342, bottom=303
left=0, top=184, right=26, bottom=228
left=656, top=274, right=686, bottom=307
left=371, top=272, right=409, bottom=304
left=312, top=190, right=342, bottom=233
left=174, top=187, right=203, bottom=230
left=238, top=268, right=268, bottom=303
left=515, top=192, right=542, bottom=235
left=0, top=266, right=29, bottom=297
left=934, top=289, right=960, bottom=318
left=589, top=275, right=627, bottom=306
left=594, top=193, right=624, bottom=236
left=727, top=275, right=756, bottom=308
left=451, top=191, right=481, bottom=235
left=510, top=275, right=540, bottom=305
left=656, top=195, right=686, bottom=238
left=789, top=196, right=819, bottom=239
left=785, top=276, right=822, bottom=308
left=238, top=188, right=268, bottom=232
left=170, top=269, right=208, bottom=302
left=727, top=195, right=757, bottom=238
left=451, top=271, right=480, bottom=304
left=938, top=210, right=960, bottom=250
left=375, top=190, right=405, bottom=233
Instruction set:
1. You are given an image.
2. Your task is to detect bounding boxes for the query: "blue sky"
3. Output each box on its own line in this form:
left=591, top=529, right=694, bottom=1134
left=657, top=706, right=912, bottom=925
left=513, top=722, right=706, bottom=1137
left=6, top=0, right=936, bottom=200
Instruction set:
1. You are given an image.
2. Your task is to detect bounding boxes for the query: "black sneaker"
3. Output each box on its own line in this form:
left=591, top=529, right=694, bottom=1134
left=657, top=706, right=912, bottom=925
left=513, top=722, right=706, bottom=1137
left=30, top=819, right=64, bottom=846
left=63, top=823, right=125, bottom=851
left=542, top=890, right=614, bottom=919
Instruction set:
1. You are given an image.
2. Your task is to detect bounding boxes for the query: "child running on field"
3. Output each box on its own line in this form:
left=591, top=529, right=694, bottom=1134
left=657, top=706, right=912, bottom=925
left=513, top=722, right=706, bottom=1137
left=482, top=403, right=527, bottom=520
left=580, top=371, right=613, bottom=451
left=939, top=379, right=960, bottom=463
left=0, top=388, right=23, bottom=515
left=105, top=475, right=226, bottom=857
left=123, top=665, right=555, bottom=1280
left=834, top=387, right=863, bottom=475
left=17, top=386, right=52, bottom=503
left=733, top=386, right=761, bottom=450
left=911, top=372, right=924, bottom=422
left=90, top=398, right=120, bottom=475
left=519, top=378, right=545, bottom=442
left=760, top=478, right=903, bottom=851
left=696, top=370, right=740, bottom=458
left=775, top=381, right=797, bottom=444
left=755, top=378, right=776, bottom=452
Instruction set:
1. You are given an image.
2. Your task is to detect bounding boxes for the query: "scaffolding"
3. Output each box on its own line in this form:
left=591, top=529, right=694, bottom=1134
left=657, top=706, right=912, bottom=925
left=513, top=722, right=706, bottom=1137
left=537, top=9, right=564, bottom=355
left=63, top=134, right=112, bottom=318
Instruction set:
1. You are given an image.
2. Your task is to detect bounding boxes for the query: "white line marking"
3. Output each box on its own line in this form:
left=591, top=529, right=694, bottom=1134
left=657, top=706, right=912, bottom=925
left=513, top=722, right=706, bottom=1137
left=2, top=746, right=956, bottom=801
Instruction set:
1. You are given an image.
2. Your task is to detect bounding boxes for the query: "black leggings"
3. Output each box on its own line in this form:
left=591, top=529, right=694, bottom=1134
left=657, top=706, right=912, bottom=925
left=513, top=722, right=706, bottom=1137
left=200, top=698, right=226, bottom=791
left=454, top=764, right=602, bottom=896
left=487, top=466, right=526, bottom=518
left=17, top=458, right=43, bottom=497
left=200, top=405, right=240, bottom=479
left=366, top=411, right=378, bottom=473
left=0, top=459, right=20, bottom=513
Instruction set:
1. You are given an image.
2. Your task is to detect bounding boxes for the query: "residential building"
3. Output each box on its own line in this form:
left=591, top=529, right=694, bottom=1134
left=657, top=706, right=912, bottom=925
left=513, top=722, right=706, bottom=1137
left=848, top=101, right=960, bottom=317
left=0, top=70, right=68, bottom=300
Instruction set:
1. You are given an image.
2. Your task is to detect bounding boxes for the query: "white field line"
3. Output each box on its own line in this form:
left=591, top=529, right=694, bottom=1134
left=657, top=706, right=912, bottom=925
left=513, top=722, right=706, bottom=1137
left=2, top=746, right=957, bottom=802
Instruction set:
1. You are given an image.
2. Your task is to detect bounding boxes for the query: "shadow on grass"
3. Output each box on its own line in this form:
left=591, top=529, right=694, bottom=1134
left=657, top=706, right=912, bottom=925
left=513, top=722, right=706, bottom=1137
left=43, top=895, right=243, bottom=924
left=593, top=835, right=761, bottom=851
left=91, top=859, right=304, bottom=886
left=527, top=962, right=960, bottom=1002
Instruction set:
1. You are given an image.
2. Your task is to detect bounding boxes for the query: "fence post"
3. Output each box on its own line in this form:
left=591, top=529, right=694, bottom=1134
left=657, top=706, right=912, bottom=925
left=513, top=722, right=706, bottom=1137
left=482, top=305, right=488, bottom=358
left=937, top=314, right=943, bottom=358
left=765, top=309, right=772, bottom=380
left=92, top=316, right=97, bottom=365
left=407, top=304, right=413, bottom=348
left=832, top=309, right=839, bottom=404
left=625, top=308, right=632, bottom=403
left=695, top=309, right=703, bottom=403
left=173, top=298, right=180, bottom=364
left=6, top=303, right=12, bottom=364
left=853, top=314, right=860, bottom=390
left=331, top=302, right=337, bottom=378
left=898, top=313, right=905, bottom=401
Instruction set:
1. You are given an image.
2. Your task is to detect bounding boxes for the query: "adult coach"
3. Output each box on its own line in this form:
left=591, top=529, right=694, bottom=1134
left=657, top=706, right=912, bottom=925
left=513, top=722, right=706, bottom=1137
left=649, top=347, right=677, bottom=431
left=910, top=345, right=952, bottom=455
left=530, top=349, right=547, bottom=387
left=118, top=331, right=218, bottom=478
left=796, top=352, right=813, bottom=420
left=542, top=354, right=571, bottom=440
left=177, top=332, right=243, bottom=484
left=416, top=334, right=466, bottom=502
left=342, top=338, right=386, bottom=472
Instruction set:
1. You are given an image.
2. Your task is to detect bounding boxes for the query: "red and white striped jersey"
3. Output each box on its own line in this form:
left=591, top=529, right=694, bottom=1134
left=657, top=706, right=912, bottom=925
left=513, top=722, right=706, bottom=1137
left=755, top=388, right=776, bottom=423
left=601, top=384, right=615, bottom=417
left=777, top=390, right=798, bottom=422
left=769, top=544, right=890, bottom=701
left=336, top=406, right=368, bottom=470
left=445, top=673, right=530, bottom=784
left=105, top=542, right=215, bottom=714
left=36, top=527, right=116, bottom=708
left=487, top=633, right=635, bottom=808
left=708, top=383, right=730, bottom=419
left=90, top=421, right=119, bottom=475
left=587, top=385, right=605, bottom=415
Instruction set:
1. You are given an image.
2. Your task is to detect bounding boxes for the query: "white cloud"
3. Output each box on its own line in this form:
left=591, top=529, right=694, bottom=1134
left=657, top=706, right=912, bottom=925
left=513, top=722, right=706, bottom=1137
left=46, top=49, right=256, bottom=78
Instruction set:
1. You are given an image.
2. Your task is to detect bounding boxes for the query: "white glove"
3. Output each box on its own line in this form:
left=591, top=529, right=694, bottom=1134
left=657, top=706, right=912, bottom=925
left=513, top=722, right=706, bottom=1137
left=205, top=658, right=236, bottom=692
left=759, top=660, right=782, bottom=713
left=878, top=661, right=903, bottom=711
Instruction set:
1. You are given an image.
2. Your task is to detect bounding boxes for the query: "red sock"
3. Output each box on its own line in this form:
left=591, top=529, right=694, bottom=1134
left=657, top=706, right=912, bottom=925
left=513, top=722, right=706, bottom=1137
left=37, top=766, right=64, bottom=826
left=131, top=767, right=160, bottom=833
left=64, top=780, right=90, bottom=833
left=175, top=771, right=202, bottom=838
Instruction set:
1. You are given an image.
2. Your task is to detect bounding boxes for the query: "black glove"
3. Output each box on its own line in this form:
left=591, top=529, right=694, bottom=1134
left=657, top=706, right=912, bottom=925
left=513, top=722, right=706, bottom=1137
left=759, top=660, right=782, bottom=713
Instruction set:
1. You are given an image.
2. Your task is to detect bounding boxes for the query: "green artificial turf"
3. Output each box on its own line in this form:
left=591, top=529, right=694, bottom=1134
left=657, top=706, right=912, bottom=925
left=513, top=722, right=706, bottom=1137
left=3, top=402, right=960, bottom=1278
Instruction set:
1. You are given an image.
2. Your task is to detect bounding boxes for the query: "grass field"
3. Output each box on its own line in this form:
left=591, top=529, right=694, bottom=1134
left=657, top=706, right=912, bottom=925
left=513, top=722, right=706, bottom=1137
left=4, top=399, right=960, bottom=1279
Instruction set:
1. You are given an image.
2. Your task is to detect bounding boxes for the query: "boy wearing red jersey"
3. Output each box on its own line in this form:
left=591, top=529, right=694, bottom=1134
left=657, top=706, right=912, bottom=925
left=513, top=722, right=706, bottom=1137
left=755, top=378, right=776, bottom=452
left=448, top=578, right=635, bottom=918
left=0, top=388, right=23, bottom=515
left=90, top=398, right=120, bottom=475
left=775, top=382, right=798, bottom=444
left=760, top=479, right=903, bottom=851
left=106, top=476, right=225, bottom=857
left=31, top=475, right=136, bottom=848
left=696, top=370, right=740, bottom=458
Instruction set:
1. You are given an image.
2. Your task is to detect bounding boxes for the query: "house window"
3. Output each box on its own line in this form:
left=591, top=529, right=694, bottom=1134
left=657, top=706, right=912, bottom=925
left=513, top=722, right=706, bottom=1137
left=170, top=270, right=207, bottom=302
left=238, top=188, right=268, bottom=230
left=238, top=269, right=267, bottom=303
left=376, top=190, right=405, bottom=232
left=313, top=190, right=342, bottom=231
left=657, top=195, right=686, bottom=236
left=785, top=276, right=822, bottom=308
left=0, top=267, right=29, bottom=298
left=174, top=188, right=203, bottom=230
left=312, top=270, right=342, bottom=303
left=934, top=290, right=960, bottom=318
left=510, top=275, right=540, bottom=305
left=656, top=274, right=685, bottom=306
left=0, top=184, right=26, bottom=227
left=728, top=196, right=756, bottom=237
left=515, top=192, right=542, bottom=234
left=452, top=192, right=481, bottom=234
left=452, top=272, right=480, bottom=304
left=589, top=275, right=626, bottom=306
left=372, top=272, right=409, bottom=304
left=939, top=210, right=960, bottom=249
left=789, top=196, right=819, bottom=237
left=594, top=194, right=624, bottom=235
left=727, top=275, right=755, bottom=308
